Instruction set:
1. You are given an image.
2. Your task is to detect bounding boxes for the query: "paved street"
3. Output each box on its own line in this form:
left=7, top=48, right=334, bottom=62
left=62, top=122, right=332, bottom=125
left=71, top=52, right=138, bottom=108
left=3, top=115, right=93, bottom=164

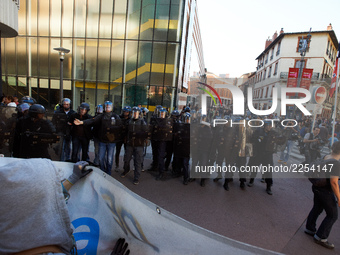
left=81, top=141, right=340, bottom=254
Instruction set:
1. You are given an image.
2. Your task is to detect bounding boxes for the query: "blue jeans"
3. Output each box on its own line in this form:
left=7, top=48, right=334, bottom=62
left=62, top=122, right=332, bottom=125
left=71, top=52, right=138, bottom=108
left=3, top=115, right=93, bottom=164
left=280, top=140, right=294, bottom=162
left=99, top=142, right=116, bottom=175
left=306, top=186, right=338, bottom=239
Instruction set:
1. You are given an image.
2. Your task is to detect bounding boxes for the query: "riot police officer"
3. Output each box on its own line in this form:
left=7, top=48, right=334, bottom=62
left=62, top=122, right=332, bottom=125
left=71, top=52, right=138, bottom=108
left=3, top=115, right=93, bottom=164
left=148, top=105, right=163, bottom=171
left=173, top=112, right=191, bottom=184
left=13, top=104, right=56, bottom=159
left=52, top=98, right=76, bottom=161
left=115, top=106, right=131, bottom=171
left=165, top=109, right=181, bottom=174
left=120, top=107, right=148, bottom=185
left=69, top=103, right=92, bottom=162
left=151, top=107, right=173, bottom=180
left=74, top=101, right=122, bottom=175
left=247, top=121, right=277, bottom=195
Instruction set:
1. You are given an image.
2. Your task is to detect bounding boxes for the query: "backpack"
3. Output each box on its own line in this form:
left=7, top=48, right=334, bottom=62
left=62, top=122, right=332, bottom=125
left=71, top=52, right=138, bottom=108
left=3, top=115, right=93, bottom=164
left=307, top=158, right=338, bottom=187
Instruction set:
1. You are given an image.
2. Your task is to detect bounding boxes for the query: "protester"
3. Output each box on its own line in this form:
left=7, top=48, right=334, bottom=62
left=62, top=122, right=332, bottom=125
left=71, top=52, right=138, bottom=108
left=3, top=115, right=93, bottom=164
left=305, top=141, right=340, bottom=249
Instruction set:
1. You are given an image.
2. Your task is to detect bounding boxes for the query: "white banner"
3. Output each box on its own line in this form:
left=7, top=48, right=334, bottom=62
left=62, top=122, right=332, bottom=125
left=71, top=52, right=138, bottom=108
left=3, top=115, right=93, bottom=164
left=0, top=158, right=280, bottom=255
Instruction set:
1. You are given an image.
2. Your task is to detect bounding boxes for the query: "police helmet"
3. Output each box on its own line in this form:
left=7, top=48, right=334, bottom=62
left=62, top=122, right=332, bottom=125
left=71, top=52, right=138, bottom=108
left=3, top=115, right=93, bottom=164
left=96, top=104, right=103, bottom=114
left=29, top=104, right=46, bottom=118
left=123, top=106, right=132, bottom=112
left=104, top=101, right=114, bottom=112
left=154, top=105, right=163, bottom=115
left=79, top=102, right=90, bottom=112
left=18, top=103, right=30, bottom=113
left=171, top=110, right=180, bottom=117
left=61, top=98, right=71, bottom=105
left=132, top=106, right=141, bottom=119
left=158, top=107, right=167, bottom=118
left=20, top=96, right=36, bottom=105
left=184, top=106, right=191, bottom=113
left=183, top=112, right=191, bottom=124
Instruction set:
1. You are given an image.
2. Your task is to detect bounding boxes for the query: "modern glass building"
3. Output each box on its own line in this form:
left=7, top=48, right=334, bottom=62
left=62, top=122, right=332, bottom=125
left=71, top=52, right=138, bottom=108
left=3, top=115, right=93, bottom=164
left=1, top=0, right=204, bottom=112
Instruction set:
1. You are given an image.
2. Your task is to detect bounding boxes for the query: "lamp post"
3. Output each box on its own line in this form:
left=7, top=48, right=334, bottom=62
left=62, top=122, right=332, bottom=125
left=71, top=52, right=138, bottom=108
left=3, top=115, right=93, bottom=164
left=53, top=47, right=70, bottom=102
left=293, top=28, right=312, bottom=118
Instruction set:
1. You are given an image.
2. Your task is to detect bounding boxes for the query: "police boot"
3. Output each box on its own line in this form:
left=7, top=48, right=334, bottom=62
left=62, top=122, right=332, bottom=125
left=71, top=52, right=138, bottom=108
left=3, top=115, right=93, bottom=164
left=266, top=184, right=273, bottom=195
left=200, top=178, right=206, bottom=187
left=240, top=181, right=245, bottom=190
left=155, top=173, right=164, bottom=181
left=247, top=178, right=254, bottom=187
left=223, top=180, right=229, bottom=191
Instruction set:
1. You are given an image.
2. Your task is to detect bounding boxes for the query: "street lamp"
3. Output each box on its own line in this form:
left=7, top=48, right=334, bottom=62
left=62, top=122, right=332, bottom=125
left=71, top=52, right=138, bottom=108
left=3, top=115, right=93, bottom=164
left=53, top=47, right=70, bottom=102
left=293, top=28, right=312, bottom=118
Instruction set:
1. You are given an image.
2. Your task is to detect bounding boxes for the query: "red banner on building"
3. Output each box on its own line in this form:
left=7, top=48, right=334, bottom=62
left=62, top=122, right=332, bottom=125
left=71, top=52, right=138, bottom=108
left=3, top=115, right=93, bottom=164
left=286, top=68, right=299, bottom=96
left=299, top=68, right=313, bottom=97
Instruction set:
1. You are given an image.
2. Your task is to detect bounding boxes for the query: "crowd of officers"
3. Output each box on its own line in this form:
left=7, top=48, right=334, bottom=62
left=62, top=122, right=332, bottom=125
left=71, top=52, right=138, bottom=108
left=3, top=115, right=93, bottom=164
left=1, top=96, right=303, bottom=194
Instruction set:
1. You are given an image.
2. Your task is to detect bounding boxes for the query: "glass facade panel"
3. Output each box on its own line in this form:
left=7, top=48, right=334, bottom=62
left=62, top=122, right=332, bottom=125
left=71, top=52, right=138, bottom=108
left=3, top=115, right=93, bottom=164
left=112, top=0, right=127, bottom=39
left=99, top=0, right=114, bottom=39
left=38, top=38, right=49, bottom=78
left=137, top=41, right=152, bottom=85
left=150, top=42, right=166, bottom=85
left=154, top=0, right=170, bottom=41
left=148, top=85, right=163, bottom=106
left=38, top=0, right=50, bottom=36
left=74, top=39, right=85, bottom=80
left=140, top=0, right=156, bottom=40
left=126, top=0, right=141, bottom=40
left=74, top=0, right=87, bottom=38
left=4, top=38, right=16, bottom=75
left=62, top=0, right=74, bottom=38
left=62, top=39, right=73, bottom=79
left=98, top=40, right=111, bottom=82
left=124, top=84, right=148, bottom=106
left=18, top=0, right=27, bottom=35
left=29, top=0, right=38, bottom=36
left=17, top=37, right=28, bottom=76
left=50, top=0, right=62, bottom=37
left=50, top=39, right=62, bottom=79
left=165, top=42, right=177, bottom=86
left=169, top=0, right=182, bottom=42
left=125, top=41, right=138, bottom=84
left=110, top=40, right=124, bottom=84
left=87, top=1, right=100, bottom=38
left=29, top=38, right=38, bottom=77
left=85, top=39, right=98, bottom=81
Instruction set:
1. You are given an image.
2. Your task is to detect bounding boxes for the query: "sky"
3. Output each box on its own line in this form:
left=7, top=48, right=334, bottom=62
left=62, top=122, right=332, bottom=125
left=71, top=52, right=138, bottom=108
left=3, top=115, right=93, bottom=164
left=191, top=0, right=340, bottom=78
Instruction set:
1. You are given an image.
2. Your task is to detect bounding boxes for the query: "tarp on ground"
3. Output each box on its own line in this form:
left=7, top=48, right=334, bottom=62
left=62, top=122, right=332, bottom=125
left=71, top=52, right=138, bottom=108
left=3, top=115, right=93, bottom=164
left=0, top=158, right=281, bottom=255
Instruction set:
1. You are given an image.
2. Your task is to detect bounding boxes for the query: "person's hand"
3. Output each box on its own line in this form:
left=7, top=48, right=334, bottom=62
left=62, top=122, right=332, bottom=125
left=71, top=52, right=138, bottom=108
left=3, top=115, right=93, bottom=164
left=74, top=119, right=83, bottom=125
left=67, top=161, right=92, bottom=184
left=111, top=238, right=130, bottom=255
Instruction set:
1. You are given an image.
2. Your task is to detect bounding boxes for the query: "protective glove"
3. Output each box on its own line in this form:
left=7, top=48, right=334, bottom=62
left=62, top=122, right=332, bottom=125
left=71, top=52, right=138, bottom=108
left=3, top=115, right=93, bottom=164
left=67, top=161, right=92, bottom=184
left=111, top=238, right=130, bottom=255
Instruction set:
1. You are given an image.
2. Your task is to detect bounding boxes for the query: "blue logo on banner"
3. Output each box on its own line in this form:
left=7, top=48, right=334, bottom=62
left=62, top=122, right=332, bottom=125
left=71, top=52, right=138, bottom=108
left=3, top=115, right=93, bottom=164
left=72, top=217, right=100, bottom=255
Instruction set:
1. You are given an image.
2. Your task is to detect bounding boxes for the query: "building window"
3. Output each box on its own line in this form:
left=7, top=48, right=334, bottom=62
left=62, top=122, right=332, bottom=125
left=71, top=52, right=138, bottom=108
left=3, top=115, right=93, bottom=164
left=274, top=62, right=278, bottom=75
left=265, top=53, right=269, bottom=64
left=270, top=48, right=274, bottom=60
left=326, top=40, right=330, bottom=55
left=268, top=66, right=272, bottom=78
left=263, top=69, right=266, bottom=80
left=276, top=41, right=281, bottom=55
left=265, top=87, right=268, bottom=98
